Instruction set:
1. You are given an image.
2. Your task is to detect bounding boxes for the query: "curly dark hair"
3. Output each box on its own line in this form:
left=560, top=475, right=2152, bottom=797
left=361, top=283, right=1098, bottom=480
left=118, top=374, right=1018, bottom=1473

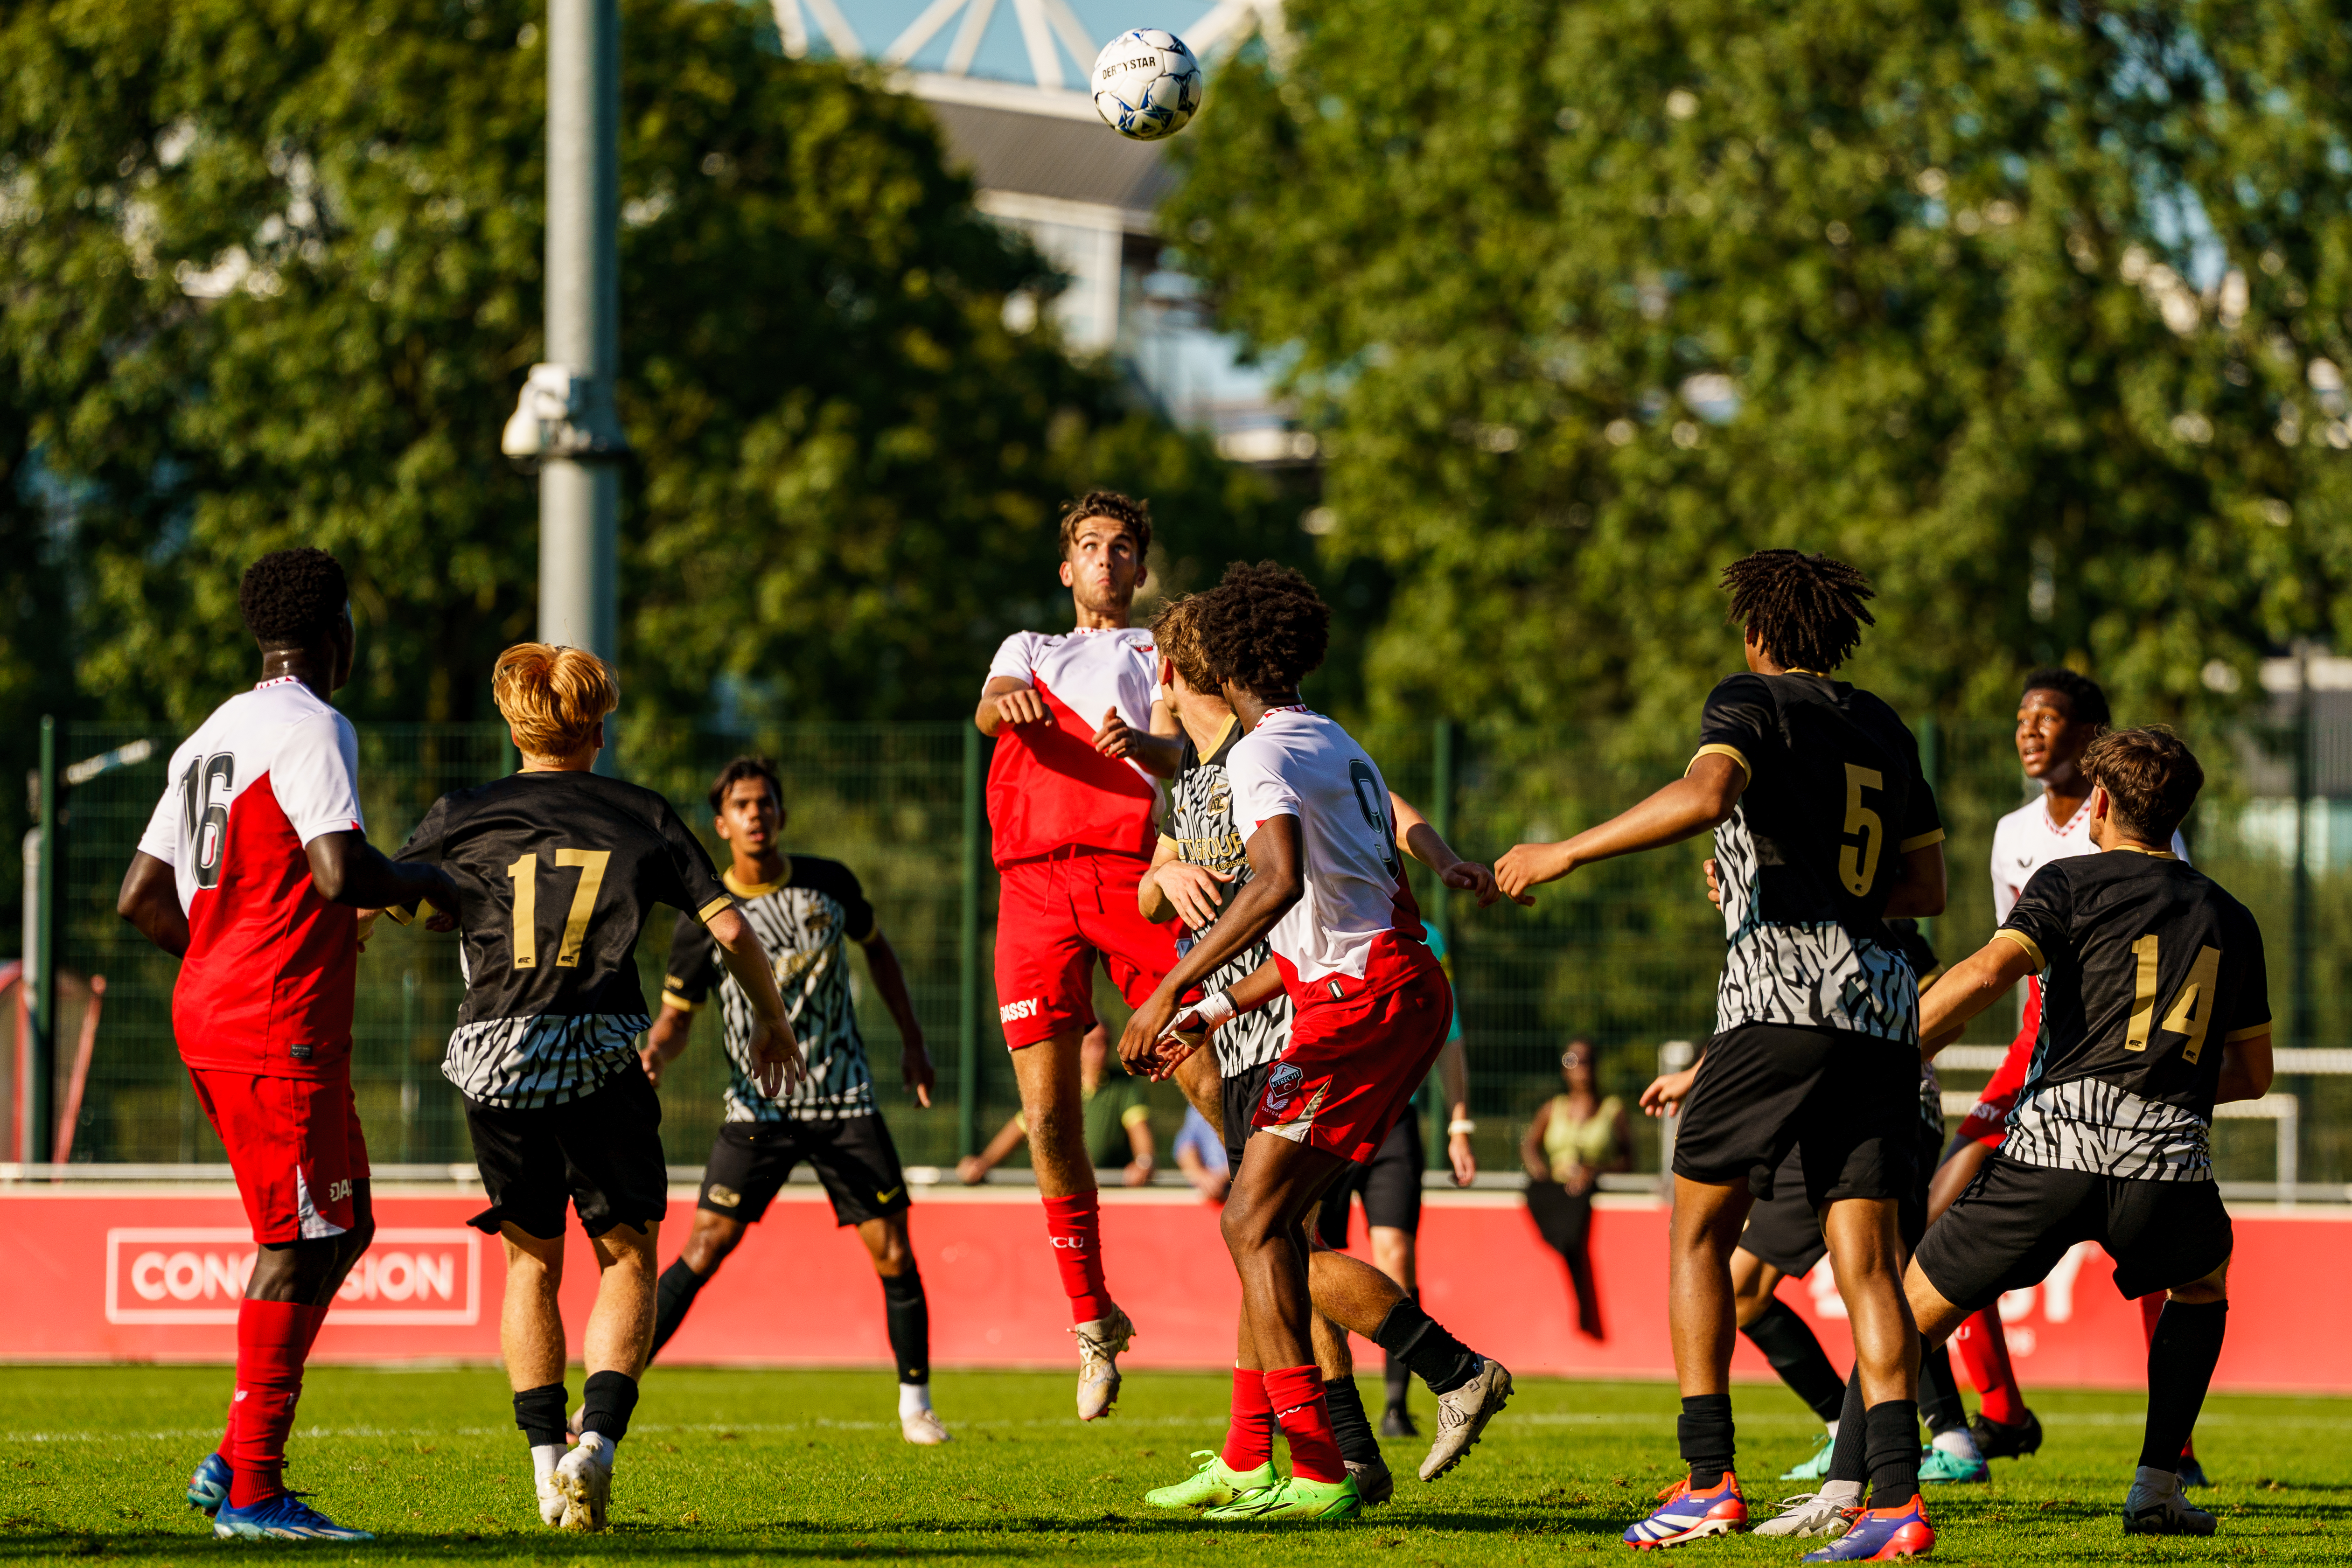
left=2020, top=667, right=2112, bottom=728
left=1196, top=561, right=1330, bottom=697
left=708, top=755, right=783, bottom=814
left=238, top=548, right=349, bottom=649
left=1057, top=489, right=1153, bottom=560
left=1720, top=550, right=1876, bottom=672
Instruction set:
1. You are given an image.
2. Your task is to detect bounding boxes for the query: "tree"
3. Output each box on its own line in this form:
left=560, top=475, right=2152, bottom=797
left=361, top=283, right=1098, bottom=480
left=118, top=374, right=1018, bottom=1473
left=1169, top=0, right=2352, bottom=742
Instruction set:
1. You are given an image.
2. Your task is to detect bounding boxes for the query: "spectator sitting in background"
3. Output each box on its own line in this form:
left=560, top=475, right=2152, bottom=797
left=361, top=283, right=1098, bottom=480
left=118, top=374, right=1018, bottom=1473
left=1521, top=1038, right=1633, bottom=1338
left=1172, top=1105, right=1230, bottom=1203
left=958, top=1025, right=1157, bottom=1187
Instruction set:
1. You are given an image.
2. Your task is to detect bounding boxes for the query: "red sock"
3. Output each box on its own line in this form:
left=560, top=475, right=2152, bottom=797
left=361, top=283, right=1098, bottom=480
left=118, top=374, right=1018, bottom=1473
left=1221, top=1367, right=1275, bottom=1472
left=1952, top=1308, right=2025, bottom=1427
left=1263, top=1364, right=1345, bottom=1484
left=1041, top=1192, right=1113, bottom=1324
left=228, top=1299, right=327, bottom=1508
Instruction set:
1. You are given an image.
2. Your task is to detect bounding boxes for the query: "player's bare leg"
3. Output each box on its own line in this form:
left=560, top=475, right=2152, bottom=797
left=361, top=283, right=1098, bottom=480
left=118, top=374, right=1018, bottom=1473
left=1013, top=1027, right=1130, bottom=1418
left=503, top=1220, right=659, bottom=1531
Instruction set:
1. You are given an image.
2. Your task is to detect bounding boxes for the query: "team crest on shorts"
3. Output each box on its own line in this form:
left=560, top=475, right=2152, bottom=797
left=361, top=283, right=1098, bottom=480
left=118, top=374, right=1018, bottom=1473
left=707, top=1184, right=742, bottom=1208
left=1262, top=1063, right=1305, bottom=1114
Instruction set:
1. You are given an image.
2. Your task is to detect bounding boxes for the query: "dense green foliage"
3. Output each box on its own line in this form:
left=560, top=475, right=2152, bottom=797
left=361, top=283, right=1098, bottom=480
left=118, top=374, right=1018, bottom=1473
left=0, top=0, right=1284, bottom=920
left=1172, top=0, right=2352, bottom=740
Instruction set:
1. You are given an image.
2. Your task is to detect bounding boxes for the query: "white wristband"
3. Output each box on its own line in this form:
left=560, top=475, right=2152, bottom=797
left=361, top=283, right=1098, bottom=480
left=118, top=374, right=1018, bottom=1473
left=1194, top=989, right=1238, bottom=1030
left=1448, top=1118, right=1477, bottom=1137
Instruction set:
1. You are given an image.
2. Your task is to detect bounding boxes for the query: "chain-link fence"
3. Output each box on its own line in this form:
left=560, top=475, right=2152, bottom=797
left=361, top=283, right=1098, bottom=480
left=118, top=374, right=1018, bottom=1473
left=14, top=714, right=2352, bottom=1192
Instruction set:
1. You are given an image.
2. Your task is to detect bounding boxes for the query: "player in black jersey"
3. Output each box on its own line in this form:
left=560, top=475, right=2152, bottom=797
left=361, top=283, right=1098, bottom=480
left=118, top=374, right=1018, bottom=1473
left=1499, top=551, right=1946, bottom=1557
left=392, top=646, right=802, bottom=1533
left=637, top=755, right=948, bottom=1444
left=1908, top=727, right=2272, bottom=1539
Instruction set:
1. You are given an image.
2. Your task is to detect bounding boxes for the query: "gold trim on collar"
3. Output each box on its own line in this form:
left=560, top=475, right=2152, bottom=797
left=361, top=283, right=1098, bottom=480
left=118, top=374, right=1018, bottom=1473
left=1781, top=667, right=1829, bottom=677
left=724, top=857, right=794, bottom=899
left=2108, top=843, right=2178, bottom=860
left=1201, top=712, right=1240, bottom=760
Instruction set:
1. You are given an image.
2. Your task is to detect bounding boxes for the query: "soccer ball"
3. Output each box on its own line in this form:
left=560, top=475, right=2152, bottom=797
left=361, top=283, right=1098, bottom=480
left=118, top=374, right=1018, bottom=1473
left=1092, top=29, right=1203, bottom=141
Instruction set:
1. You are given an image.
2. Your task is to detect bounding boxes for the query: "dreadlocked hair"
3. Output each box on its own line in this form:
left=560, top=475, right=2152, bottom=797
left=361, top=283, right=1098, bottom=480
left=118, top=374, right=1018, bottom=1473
left=1720, top=550, right=1877, bottom=672
left=238, top=547, right=349, bottom=649
left=1195, top=561, right=1330, bottom=697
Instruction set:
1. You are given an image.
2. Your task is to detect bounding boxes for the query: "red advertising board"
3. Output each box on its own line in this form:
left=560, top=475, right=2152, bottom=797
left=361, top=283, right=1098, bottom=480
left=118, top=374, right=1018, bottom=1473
left=7, top=1185, right=2347, bottom=1393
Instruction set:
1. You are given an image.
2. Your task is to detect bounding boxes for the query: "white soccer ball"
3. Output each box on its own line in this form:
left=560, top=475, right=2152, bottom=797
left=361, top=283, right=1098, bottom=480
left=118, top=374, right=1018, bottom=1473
left=1092, top=29, right=1203, bottom=141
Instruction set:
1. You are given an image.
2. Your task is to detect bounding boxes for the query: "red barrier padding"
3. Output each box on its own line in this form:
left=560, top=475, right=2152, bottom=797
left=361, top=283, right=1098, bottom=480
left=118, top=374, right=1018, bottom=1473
left=6, top=1186, right=2346, bottom=1393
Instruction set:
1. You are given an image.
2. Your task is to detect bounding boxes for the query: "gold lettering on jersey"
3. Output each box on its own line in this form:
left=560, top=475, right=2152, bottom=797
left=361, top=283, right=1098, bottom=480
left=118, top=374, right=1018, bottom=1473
left=506, top=853, right=539, bottom=969
left=1175, top=830, right=1246, bottom=864
left=2124, top=933, right=2161, bottom=1051
left=2164, top=944, right=2222, bottom=1065
left=1837, top=764, right=1885, bottom=897
left=552, top=848, right=612, bottom=968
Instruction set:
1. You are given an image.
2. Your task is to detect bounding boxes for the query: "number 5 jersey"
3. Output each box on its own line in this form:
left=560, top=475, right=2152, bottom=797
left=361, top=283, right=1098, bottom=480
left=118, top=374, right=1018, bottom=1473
left=1695, top=670, right=1945, bottom=1042
left=393, top=772, right=733, bottom=1109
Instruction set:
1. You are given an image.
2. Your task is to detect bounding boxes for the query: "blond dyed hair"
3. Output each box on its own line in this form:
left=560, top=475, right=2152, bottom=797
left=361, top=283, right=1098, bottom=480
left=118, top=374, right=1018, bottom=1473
left=1150, top=594, right=1215, bottom=692
left=493, top=643, right=618, bottom=759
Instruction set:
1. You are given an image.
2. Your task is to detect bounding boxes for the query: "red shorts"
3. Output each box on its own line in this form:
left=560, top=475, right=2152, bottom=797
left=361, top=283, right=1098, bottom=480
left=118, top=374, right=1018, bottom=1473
left=1957, top=979, right=2042, bottom=1150
left=1254, top=935, right=1452, bottom=1164
left=994, top=850, right=1178, bottom=1049
left=187, top=1064, right=370, bottom=1243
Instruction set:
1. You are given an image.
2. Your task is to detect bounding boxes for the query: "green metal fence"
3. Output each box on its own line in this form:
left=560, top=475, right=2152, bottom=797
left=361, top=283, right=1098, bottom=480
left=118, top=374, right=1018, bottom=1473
left=16, top=714, right=2352, bottom=1190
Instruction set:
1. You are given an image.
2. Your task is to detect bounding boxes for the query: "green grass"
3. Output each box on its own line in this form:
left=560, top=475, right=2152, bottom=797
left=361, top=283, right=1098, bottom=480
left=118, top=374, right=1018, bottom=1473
left=3, top=1366, right=2348, bottom=1565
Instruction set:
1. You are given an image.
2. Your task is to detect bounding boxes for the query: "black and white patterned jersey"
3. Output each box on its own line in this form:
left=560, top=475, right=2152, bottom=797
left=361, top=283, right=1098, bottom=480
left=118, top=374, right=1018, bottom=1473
left=1696, top=671, right=1944, bottom=1042
left=1164, top=716, right=1291, bottom=1075
left=391, top=771, right=733, bottom=1109
left=664, top=855, right=880, bottom=1122
left=1884, top=919, right=1947, bottom=1141
left=1996, top=847, right=2270, bottom=1181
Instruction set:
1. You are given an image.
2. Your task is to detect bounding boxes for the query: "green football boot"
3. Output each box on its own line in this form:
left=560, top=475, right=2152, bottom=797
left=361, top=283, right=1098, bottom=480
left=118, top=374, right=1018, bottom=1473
left=1781, top=1429, right=1836, bottom=1481
left=1202, top=1473, right=1362, bottom=1524
left=1145, top=1451, right=1277, bottom=1508
left=1918, top=1443, right=1990, bottom=1484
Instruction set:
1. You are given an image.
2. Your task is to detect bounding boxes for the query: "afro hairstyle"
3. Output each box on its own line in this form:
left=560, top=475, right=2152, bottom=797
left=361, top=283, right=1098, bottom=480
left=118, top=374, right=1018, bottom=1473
left=238, top=548, right=349, bottom=650
left=1195, top=560, right=1330, bottom=697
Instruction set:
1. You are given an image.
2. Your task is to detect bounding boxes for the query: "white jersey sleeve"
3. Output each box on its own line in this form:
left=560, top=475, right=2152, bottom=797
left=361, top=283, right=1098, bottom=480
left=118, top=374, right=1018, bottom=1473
left=985, top=632, right=1043, bottom=689
left=271, top=708, right=366, bottom=845
left=1226, top=743, right=1302, bottom=832
left=136, top=743, right=191, bottom=867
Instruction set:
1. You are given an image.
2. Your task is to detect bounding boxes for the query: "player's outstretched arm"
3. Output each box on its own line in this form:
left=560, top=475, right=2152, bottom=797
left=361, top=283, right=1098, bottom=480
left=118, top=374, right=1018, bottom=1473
left=976, top=677, right=1051, bottom=735
left=858, top=928, right=935, bottom=1108
left=1141, top=836, right=1233, bottom=929
left=116, top=851, right=190, bottom=958
left=1091, top=706, right=1182, bottom=778
left=642, top=1005, right=694, bottom=1087
left=1391, top=791, right=1501, bottom=906
left=1496, top=753, right=1745, bottom=904
left=307, top=830, right=459, bottom=918
left=1117, top=815, right=1304, bottom=1078
left=2216, top=1030, right=2275, bottom=1105
left=707, top=906, right=806, bottom=1096
left=1917, top=936, right=2037, bottom=1059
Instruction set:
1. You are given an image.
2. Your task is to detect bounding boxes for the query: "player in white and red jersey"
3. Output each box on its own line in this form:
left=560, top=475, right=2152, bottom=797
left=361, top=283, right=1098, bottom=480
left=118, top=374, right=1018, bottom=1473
left=1120, top=563, right=1511, bottom=1524
left=972, top=489, right=1184, bottom=1421
left=1928, top=668, right=2200, bottom=1478
left=115, top=549, right=458, bottom=1543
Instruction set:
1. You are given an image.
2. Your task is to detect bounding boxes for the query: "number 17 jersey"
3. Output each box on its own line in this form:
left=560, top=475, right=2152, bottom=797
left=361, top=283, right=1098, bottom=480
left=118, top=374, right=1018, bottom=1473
left=394, top=772, right=733, bottom=1109
left=1697, top=670, right=1944, bottom=1042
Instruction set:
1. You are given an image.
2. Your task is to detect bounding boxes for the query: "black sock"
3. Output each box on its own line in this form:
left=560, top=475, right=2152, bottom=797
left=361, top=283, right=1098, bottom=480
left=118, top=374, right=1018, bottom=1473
left=1323, top=1376, right=1378, bottom=1465
left=1742, top=1298, right=1845, bottom=1425
left=513, top=1382, right=567, bottom=1449
left=580, top=1369, right=640, bottom=1445
left=1382, top=1294, right=1414, bottom=1413
left=881, top=1270, right=930, bottom=1385
left=1677, top=1393, right=1735, bottom=1489
left=1863, top=1400, right=1921, bottom=1508
left=1826, top=1364, right=1868, bottom=1484
left=1370, top=1296, right=1480, bottom=1396
left=1920, top=1342, right=1968, bottom=1437
left=2139, top=1300, right=2227, bottom=1472
left=650, top=1258, right=708, bottom=1361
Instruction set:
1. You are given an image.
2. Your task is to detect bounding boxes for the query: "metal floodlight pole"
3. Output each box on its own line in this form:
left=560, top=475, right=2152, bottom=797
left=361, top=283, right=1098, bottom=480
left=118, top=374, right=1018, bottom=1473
left=31, top=716, right=58, bottom=1164
left=540, top=0, right=622, bottom=683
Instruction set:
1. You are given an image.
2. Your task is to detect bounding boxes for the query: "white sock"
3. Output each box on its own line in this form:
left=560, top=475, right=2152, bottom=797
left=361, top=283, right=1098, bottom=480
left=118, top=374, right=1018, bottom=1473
left=574, top=1430, right=618, bottom=1467
left=530, top=1443, right=565, bottom=1483
left=2133, top=1464, right=2178, bottom=1496
left=899, top=1382, right=933, bottom=1418
left=1824, top=1419, right=1840, bottom=1440
left=1933, top=1428, right=1982, bottom=1462
left=1820, top=1479, right=1864, bottom=1505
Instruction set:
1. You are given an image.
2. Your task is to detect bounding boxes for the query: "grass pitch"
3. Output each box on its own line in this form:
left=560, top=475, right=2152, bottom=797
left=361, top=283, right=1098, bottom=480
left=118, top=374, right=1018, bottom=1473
left=3, top=1365, right=2348, bottom=1565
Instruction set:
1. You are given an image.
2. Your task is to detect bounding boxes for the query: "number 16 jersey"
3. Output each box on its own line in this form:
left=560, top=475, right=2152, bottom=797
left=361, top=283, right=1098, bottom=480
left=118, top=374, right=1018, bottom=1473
left=1696, top=670, right=1944, bottom=1043
left=394, top=772, right=733, bottom=1109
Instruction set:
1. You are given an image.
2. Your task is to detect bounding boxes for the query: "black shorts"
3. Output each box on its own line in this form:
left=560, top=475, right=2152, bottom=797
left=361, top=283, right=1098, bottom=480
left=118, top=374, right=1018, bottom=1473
left=1912, top=1154, right=2234, bottom=1311
left=700, top=1115, right=911, bottom=1229
left=1315, top=1111, right=1424, bottom=1248
left=462, top=1068, right=668, bottom=1241
left=1222, top=1061, right=1276, bottom=1174
left=1673, top=1023, right=1915, bottom=1207
left=1738, top=1115, right=1943, bottom=1276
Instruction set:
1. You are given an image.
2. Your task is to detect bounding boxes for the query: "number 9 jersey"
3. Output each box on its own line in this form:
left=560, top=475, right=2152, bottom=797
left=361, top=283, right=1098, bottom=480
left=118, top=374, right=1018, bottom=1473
left=1696, top=669, right=1944, bottom=1043
left=393, top=772, right=733, bottom=1109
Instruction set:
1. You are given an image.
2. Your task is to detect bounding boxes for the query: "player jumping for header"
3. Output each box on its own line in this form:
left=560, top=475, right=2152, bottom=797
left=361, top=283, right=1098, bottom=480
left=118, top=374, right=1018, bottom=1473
left=639, top=755, right=948, bottom=1444
left=974, top=490, right=1185, bottom=1421
left=392, top=646, right=801, bottom=1531
left=119, top=548, right=461, bottom=1542
left=1908, top=726, right=2270, bottom=1540
left=1498, top=551, right=1948, bottom=1559
left=1122, top=562, right=1498, bottom=1524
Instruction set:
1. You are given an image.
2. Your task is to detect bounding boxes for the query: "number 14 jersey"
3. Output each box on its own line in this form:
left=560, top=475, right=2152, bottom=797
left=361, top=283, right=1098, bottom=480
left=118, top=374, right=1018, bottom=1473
left=1696, top=670, right=1944, bottom=1042
left=394, top=772, right=733, bottom=1108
